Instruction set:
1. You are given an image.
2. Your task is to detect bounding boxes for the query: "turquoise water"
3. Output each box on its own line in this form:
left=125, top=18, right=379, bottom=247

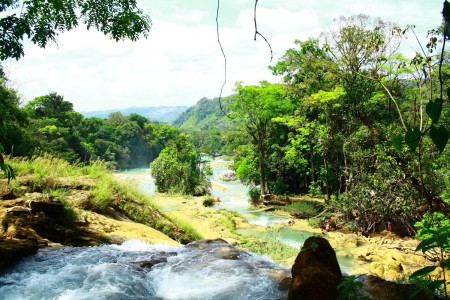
left=118, top=168, right=156, bottom=195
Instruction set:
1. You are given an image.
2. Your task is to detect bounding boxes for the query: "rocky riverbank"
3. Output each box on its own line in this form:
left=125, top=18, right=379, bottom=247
left=0, top=175, right=181, bottom=269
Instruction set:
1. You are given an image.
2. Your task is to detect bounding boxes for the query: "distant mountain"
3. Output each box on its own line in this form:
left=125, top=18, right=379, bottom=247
left=173, top=97, right=230, bottom=130
left=81, top=106, right=189, bottom=123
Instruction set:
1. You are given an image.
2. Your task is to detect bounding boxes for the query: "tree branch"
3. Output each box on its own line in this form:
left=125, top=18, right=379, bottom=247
left=253, top=0, right=273, bottom=62
left=216, top=0, right=227, bottom=116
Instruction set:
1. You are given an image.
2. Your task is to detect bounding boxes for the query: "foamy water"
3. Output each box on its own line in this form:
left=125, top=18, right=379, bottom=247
left=0, top=240, right=288, bottom=300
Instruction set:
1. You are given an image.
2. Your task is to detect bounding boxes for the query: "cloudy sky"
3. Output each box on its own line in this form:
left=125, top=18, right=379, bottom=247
left=3, top=0, right=444, bottom=112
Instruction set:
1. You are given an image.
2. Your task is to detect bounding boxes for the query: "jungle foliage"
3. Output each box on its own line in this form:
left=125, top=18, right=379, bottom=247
left=174, top=14, right=450, bottom=236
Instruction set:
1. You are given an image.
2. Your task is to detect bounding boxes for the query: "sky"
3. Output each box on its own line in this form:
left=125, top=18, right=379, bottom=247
left=2, top=0, right=445, bottom=112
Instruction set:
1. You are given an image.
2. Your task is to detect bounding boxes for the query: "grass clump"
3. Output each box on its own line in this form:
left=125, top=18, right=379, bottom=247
left=279, top=200, right=324, bottom=218
left=110, top=179, right=202, bottom=244
left=10, top=154, right=112, bottom=188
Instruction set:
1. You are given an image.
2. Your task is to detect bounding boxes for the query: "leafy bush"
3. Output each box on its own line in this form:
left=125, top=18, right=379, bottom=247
left=415, top=212, right=450, bottom=242
left=238, top=236, right=299, bottom=264
left=248, top=186, right=261, bottom=205
left=307, top=218, right=322, bottom=228
left=269, top=180, right=289, bottom=195
left=308, top=181, right=323, bottom=197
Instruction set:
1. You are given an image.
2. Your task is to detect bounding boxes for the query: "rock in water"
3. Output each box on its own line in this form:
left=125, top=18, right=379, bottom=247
left=289, top=236, right=342, bottom=300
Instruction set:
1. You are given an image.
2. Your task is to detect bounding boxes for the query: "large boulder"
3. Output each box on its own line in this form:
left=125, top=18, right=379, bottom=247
left=289, top=236, right=342, bottom=300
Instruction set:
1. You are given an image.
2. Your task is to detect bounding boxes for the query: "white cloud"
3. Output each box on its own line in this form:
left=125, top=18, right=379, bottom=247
left=4, top=0, right=444, bottom=112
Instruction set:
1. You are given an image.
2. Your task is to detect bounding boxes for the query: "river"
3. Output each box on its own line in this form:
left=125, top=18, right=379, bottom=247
left=120, top=160, right=361, bottom=273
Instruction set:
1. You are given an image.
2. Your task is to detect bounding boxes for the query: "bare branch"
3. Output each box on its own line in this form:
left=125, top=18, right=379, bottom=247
left=253, top=0, right=273, bottom=62
left=216, top=0, right=227, bottom=116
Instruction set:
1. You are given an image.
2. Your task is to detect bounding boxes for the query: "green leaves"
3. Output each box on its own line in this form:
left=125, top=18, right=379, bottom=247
left=430, top=125, right=449, bottom=153
left=405, top=127, right=421, bottom=152
left=391, top=135, right=403, bottom=151
left=426, top=100, right=441, bottom=124
left=410, top=266, right=437, bottom=279
left=391, top=124, right=448, bottom=154
left=0, top=0, right=151, bottom=60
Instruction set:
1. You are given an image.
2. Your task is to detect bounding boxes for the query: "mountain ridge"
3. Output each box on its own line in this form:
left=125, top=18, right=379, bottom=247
left=81, top=105, right=189, bottom=123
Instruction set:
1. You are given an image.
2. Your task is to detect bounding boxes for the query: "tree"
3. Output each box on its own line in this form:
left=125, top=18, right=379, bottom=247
left=229, top=81, right=295, bottom=195
left=24, top=92, right=73, bottom=120
left=150, top=134, right=210, bottom=196
left=0, top=0, right=151, bottom=60
left=0, top=66, right=31, bottom=156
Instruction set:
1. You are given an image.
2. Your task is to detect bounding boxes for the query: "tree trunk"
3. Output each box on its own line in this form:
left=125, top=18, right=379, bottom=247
left=323, top=155, right=331, bottom=205
left=259, top=145, right=266, bottom=195
left=310, top=144, right=315, bottom=183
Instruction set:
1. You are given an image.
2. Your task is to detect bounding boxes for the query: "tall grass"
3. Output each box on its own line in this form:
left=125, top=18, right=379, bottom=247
left=10, top=154, right=111, bottom=183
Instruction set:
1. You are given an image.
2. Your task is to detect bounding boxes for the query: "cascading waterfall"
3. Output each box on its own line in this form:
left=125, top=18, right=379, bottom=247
left=0, top=239, right=289, bottom=300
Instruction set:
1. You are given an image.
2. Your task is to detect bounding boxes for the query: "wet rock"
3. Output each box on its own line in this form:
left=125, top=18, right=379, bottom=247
left=280, top=277, right=292, bottom=291
left=289, top=236, right=342, bottom=300
left=0, top=238, right=39, bottom=269
left=29, top=200, right=64, bottom=216
left=219, top=171, right=236, bottom=181
left=362, top=275, right=433, bottom=300
left=185, top=238, right=230, bottom=250
left=135, top=257, right=168, bottom=269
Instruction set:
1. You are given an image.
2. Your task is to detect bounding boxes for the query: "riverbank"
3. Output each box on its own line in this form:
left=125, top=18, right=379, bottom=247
left=0, top=156, right=198, bottom=269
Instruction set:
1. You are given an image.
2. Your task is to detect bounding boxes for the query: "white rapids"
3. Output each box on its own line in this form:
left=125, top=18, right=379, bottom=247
left=0, top=239, right=289, bottom=300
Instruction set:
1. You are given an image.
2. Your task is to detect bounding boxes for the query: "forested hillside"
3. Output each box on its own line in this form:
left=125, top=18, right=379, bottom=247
left=173, top=97, right=236, bottom=157
left=0, top=76, right=184, bottom=169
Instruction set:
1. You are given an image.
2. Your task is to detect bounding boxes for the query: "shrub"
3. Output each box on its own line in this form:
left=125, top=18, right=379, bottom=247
left=308, top=181, right=323, bottom=197
left=203, top=196, right=215, bottom=207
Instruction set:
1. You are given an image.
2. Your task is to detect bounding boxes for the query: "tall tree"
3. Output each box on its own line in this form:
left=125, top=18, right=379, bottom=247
left=229, top=81, right=295, bottom=195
